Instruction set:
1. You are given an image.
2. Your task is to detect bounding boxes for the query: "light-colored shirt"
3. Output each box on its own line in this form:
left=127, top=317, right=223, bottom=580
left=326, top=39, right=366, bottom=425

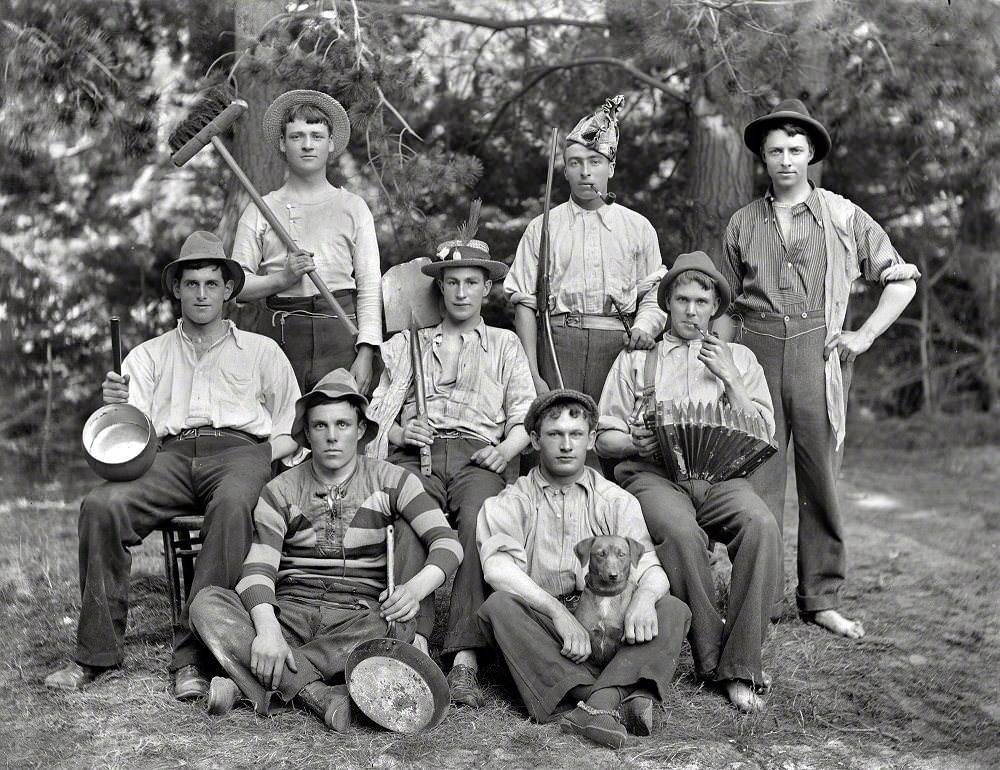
left=370, top=321, right=536, bottom=446
left=504, top=200, right=667, bottom=336
left=236, top=456, right=462, bottom=611
left=122, top=320, right=299, bottom=439
left=232, top=188, right=382, bottom=348
left=477, top=467, right=662, bottom=598
left=597, top=333, right=775, bottom=441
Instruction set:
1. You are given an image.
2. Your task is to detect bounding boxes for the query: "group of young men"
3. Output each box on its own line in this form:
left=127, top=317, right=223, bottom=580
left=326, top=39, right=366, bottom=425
left=44, top=89, right=918, bottom=749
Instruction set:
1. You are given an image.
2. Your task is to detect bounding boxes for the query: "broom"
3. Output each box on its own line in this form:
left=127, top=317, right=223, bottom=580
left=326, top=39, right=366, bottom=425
left=168, top=89, right=359, bottom=337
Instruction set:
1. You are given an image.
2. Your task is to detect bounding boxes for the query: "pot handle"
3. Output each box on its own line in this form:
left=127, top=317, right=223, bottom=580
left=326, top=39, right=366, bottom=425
left=385, top=524, right=395, bottom=637
left=110, top=316, right=122, bottom=375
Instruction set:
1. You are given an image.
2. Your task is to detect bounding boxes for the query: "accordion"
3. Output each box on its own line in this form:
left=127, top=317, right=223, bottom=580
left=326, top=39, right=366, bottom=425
left=642, top=400, right=777, bottom=483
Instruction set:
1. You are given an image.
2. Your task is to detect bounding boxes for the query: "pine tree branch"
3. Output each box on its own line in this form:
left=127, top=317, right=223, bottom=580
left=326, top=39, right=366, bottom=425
left=355, top=3, right=609, bottom=31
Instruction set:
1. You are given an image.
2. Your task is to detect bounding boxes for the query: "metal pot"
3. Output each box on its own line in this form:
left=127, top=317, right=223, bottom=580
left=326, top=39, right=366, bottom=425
left=82, top=402, right=157, bottom=482
left=81, top=316, right=157, bottom=483
left=344, top=525, right=450, bottom=733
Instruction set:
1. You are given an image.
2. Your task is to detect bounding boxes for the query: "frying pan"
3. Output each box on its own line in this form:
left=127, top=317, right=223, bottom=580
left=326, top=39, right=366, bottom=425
left=81, top=317, right=157, bottom=482
left=345, top=524, right=450, bottom=733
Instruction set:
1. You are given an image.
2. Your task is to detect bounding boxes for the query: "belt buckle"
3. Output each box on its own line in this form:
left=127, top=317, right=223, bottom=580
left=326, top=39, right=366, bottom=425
left=179, top=428, right=198, bottom=440
left=565, top=312, right=582, bottom=329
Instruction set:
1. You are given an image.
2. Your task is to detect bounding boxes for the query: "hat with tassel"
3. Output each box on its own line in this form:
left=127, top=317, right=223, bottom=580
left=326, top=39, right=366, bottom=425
left=422, top=199, right=508, bottom=281
left=566, top=94, right=625, bottom=162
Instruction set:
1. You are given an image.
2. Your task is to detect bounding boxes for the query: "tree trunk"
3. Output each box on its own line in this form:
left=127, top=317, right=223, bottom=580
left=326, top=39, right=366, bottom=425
left=684, top=61, right=754, bottom=253
left=917, top=255, right=935, bottom=414
left=218, top=0, right=288, bottom=252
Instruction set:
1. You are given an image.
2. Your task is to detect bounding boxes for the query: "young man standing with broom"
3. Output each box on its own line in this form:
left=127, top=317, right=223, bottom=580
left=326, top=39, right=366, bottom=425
left=232, top=90, right=382, bottom=393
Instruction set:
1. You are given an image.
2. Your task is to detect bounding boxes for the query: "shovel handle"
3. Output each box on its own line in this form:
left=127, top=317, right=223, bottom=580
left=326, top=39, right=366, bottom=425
left=385, top=524, right=395, bottom=636
left=110, top=316, right=122, bottom=375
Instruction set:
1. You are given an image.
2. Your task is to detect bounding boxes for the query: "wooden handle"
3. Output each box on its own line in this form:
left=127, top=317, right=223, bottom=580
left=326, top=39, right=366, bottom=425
left=385, top=524, right=396, bottom=636
left=408, top=322, right=433, bottom=477
left=209, top=136, right=359, bottom=337
left=110, top=316, right=122, bottom=375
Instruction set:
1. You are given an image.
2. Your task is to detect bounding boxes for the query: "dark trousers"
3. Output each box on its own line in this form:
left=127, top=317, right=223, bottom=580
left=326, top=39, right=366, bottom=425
left=737, top=310, right=853, bottom=613
left=616, top=461, right=781, bottom=683
left=75, top=436, right=272, bottom=671
left=478, top=591, right=690, bottom=723
left=389, top=438, right=505, bottom=655
left=190, top=585, right=414, bottom=714
left=260, top=291, right=358, bottom=392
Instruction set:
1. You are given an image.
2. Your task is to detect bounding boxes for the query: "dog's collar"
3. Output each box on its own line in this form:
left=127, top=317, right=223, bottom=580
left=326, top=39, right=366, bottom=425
left=584, top=573, right=628, bottom=597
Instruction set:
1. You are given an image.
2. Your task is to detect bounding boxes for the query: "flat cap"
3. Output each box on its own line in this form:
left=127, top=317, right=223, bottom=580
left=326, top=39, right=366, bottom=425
left=524, top=388, right=598, bottom=435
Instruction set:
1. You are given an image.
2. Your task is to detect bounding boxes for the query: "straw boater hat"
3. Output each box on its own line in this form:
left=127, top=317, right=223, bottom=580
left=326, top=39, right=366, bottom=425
left=262, top=89, right=351, bottom=159
left=421, top=199, right=508, bottom=282
left=291, top=368, right=378, bottom=448
left=743, top=98, right=831, bottom=165
left=656, top=251, right=732, bottom=320
left=160, top=231, right=245, bottom=299
left=566, top=94, right=625, bottom=163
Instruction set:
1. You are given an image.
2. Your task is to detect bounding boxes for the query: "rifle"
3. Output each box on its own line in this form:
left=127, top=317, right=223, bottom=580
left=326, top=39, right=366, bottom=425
left=536, top=127, right=564, bottom=390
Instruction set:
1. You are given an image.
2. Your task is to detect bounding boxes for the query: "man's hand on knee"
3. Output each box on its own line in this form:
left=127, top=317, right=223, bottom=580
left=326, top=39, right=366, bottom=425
left=552, top=606, right=591, bottom=663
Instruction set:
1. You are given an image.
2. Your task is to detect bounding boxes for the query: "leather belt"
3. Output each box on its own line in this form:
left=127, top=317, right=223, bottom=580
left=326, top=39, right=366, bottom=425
left=163, top=427, right=263, bottom=446
left=551, top=311, right=631, bottom=332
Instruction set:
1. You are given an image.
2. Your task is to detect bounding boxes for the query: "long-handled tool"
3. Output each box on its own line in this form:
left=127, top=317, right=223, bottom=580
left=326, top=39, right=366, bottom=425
left=408, top=315, right=433, bottom=476
left=168, top=91, right=358, bottom=337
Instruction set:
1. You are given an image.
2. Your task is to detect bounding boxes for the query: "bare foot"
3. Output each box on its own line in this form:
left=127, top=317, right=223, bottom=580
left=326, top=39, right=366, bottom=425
left=810, top=609, right=865, bottom=639
left=412, top=634, right=429, bottom=655
left=722, top=679, right=765, bottom=713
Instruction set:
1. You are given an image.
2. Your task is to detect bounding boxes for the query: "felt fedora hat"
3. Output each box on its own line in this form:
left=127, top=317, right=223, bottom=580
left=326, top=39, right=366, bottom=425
left=657, top=251, right=732, bottom=320
left=291, top=368, right=377, bottom=448
left=743, top=99, right=831, bottom=164
left=263, top=89, right=351, bottom=159
left=160, top=231, right=245, bottom=299
left=524, top=388, right=598, bottom=436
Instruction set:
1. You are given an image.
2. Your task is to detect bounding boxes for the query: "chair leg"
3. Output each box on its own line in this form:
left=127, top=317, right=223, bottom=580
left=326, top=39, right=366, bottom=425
left=162, top=529, right=181, bottom=628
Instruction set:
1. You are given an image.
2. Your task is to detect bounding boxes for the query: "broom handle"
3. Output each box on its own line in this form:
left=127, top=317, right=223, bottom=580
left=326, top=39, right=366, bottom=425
left=385, top=524, right=395, bottom=636
left=110, top=316, right=122, bottom=375
left=210, top=136, right=359, bottom=337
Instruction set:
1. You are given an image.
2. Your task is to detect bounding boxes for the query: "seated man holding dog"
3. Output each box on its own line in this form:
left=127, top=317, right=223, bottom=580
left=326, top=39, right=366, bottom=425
left=367, top=217, right=535, bottom=708
left=477, top=389, right=690, bottom=749
left=596, top=251, right=782, bottom=712
left=45, top=232, right=301, bottom=698
left=189, top=369, right=462, bottom=731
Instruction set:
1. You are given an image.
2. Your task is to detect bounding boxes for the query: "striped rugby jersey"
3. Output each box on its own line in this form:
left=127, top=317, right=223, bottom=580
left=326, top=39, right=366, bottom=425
left=236, top=456, right=462, bottom=612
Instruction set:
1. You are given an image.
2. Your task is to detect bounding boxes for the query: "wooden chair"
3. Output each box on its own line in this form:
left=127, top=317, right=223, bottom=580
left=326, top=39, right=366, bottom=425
left=159, top=515, right=205, bottom=627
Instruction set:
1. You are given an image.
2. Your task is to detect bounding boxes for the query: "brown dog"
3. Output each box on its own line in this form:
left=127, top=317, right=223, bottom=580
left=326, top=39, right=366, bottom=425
left=573, top=535, right=645, bottom=667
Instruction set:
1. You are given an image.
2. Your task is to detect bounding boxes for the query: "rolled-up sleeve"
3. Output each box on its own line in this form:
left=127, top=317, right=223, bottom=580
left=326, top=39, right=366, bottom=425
left=477, top=491, right=531, bottom=574
left=597, top=350, right=641, bottom=436
left=736, top=348, right=775, bottom=441
left=505, top=217, right=541, bottom=309
left=852, top=207, right=921, bottom=286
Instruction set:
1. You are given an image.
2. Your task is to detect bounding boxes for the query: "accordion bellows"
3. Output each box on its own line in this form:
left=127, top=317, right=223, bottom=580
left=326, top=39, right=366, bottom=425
left=643, top=400, right=777, bottom=483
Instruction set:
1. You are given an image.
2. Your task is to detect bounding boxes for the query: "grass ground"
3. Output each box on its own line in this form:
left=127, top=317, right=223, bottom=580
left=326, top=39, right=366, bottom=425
left=1, top=416, right=997, bottom=769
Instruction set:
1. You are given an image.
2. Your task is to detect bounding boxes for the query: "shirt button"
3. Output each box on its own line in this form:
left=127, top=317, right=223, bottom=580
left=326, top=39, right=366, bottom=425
left=787, top=262, right=793, bottom=267
left=801, top=312, right=808, bottom=318
left=783, top=315, right=790, bottom=322
left=760, top=313, right=766, bottom=319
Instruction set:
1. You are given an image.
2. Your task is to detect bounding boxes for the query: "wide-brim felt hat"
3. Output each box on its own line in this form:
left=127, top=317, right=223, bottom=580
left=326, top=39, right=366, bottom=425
left=743, top=99, right=831, bottom=164
left=263, top=89, right=351, bottom=159
left=161, top=231, right=245, bottom=300
left=291, top=368, right=377, bottom=448
left=524, top=388, right=598, bottom=436
left=421, top=241, right=508, bottom=282
left=657, top=251, right=732, bottom=320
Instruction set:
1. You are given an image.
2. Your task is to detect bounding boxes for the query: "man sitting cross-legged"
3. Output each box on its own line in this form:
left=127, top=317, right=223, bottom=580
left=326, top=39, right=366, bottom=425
left=44, top=231, right=300, bottom=699
left=477, top=390, right=690, bottom=750
left=367, top=218, right=535, bottom=708
left=596, top=251, right=782, bottom=712
left=188, top=369, right=462, bottom=730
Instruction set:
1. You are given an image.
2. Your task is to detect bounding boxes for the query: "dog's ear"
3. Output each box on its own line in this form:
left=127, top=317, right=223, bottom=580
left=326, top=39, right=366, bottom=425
left=574, top=537, right=596, bottom=566
left=627, top=538, right=645, bottom=567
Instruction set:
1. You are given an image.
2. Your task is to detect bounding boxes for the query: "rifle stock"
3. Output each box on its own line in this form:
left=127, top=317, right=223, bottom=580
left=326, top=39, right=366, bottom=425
left=536, top=127, right=564, bottom=390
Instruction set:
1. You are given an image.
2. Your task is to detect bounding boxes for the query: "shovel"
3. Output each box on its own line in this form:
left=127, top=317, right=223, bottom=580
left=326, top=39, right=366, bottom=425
left=345, top=524, right=450, bottom=733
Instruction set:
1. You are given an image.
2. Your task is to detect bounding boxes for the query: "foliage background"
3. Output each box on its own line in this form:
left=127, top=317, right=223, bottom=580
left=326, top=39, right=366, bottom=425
left=2, top=0, right=998, bottom=471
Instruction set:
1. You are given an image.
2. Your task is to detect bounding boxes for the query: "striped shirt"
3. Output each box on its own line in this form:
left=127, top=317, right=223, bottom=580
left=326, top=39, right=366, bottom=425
left=505, top=200, right=667, bottom=336
left=477, top=467, right=662, bottom=598
left=236, top=456, right=462, bottom=613
left=597, top=334, right=775, bottom=442
left=123, top=320, right=299, bottom=439
left=371, top=321, right=536, bottom=446
left=720, top=187, right=907, bottom=314
left=232, top=188, right=383, bottom=348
